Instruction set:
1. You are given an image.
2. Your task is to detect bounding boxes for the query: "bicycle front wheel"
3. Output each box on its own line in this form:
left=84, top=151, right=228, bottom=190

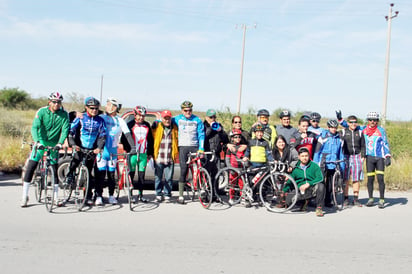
left=74, top=165, right=89, bottom=211
left=332, top=171, right=344, bottom=210
left=214, top=167, right=244, bottom=206
left=44, top=166, right=56, bottom=213
left=33, top=165, right=43, bottom=203
left=259, top=172, right=298, bottom=213
left=57, top=161, right=72, bottom=203
left=197, top=167, right=213, bottom=209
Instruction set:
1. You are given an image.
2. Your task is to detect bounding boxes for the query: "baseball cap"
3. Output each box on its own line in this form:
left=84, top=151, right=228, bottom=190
left=298, top=147, right=310, bottom=154
left=161, top=110, right=172, bottom=118
left=206, top=109, right=217, bottom=117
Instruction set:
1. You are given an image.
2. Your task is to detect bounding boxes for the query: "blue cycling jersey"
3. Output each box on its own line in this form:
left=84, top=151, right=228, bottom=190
left=173, top=114, right=205, bottom=151
left=69, top=114, right=106, bottom=149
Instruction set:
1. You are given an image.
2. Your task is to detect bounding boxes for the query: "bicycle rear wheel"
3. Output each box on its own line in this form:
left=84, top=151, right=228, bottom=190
left=57, top=162, right=72, bottom=202
left=32, top=165, right=43, bottom=203
left=214, top=167, right=244, bottom=206
left=74, top=165, right=89, bottom=211
left=44, top=166, right=56, bottom=213
left=125, top=172, right=133, bottom=211
left=332, top=171, right=344, bottom=210
left=259, top=172, right=298, bottom=213
left=197, top=167, right=213, bottom=209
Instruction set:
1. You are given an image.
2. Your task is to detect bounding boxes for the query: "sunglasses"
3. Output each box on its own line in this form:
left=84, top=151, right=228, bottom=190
left=51, top=101, right=62, bottom=104
left=348, top=120, right=358, bottom=124
left=183, top=109, right=192, bottom=112
left=232, top=136, right=241, bottom=139
left=368, top=119, right=378, bottom=122
left=259, top=116, right=268, bottom=119
left=89, top=107, right=99, bottom=110
left=209, top=116, right=216, bottom=119
left=311, top=119, right=320, bottom=123
left=233, top=121, right=242, bottom=124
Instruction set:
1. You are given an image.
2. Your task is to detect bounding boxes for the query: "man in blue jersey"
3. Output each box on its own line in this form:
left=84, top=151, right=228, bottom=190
left=173, top=100, right=205, bottom=204
left=66, top=97, right=106, bottom=206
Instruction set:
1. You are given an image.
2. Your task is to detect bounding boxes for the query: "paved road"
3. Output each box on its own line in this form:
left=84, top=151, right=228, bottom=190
left=1, top=174, right=411, bottom=274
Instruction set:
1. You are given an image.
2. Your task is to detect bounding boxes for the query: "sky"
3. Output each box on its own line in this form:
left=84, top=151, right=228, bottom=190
left=1, top=0, right=411, bottom=121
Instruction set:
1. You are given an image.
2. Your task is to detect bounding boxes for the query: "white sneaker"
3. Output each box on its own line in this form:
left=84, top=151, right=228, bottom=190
left=228, top=198, right=235, bottom=205
left=164, top=196, right=171, bottom=203
left=95, top=197, right=103, bottom=206
left=155, top=195, right=163, bottom=202
left=108, top=196, right=118, bottom=205
left=21, top=196, right=29, bottom=207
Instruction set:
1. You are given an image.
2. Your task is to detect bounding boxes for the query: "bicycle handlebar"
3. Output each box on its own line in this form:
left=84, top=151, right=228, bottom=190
left=186, top=151, right=215, bottom=164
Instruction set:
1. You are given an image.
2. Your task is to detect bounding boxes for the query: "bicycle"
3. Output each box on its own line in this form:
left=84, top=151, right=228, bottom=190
left=113, top=152, right=133, bottom=210
left=58, top=148, right=96, bottom=211
left=325, top=160, right=346, bottom=210
left=215, top=160, right=299, bottom=212
left=184, top=151, right=214, bottom=209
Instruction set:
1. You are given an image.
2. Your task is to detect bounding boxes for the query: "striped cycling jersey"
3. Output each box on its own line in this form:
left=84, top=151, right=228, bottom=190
left=70, top=114, right=106, bottom=149
left=362, top=127, right=390, bottom=158
left=173, top=114, right=205, bottom=150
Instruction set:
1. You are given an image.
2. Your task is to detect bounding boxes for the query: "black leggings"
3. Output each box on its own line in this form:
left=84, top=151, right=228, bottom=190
left=23, top=160, right=58, bottom=185
left=178, top=146, right=198, bottom=183
left=366, top=156, right=385, bottom=199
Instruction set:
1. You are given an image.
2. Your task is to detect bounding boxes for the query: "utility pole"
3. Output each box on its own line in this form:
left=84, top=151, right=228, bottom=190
left=382, top=3, right=399, bottom=126
left=236, top=23, right=256, bottom=114
left=100, top=74, right=104, bottom=103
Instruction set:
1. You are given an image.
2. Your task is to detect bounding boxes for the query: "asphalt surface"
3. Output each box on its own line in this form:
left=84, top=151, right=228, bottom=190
left=1, top=174, right=411, bottom=274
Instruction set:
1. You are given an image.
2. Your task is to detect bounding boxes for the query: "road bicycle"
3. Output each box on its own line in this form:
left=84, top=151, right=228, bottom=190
left=58, top=148, right=96, bottom=211
left=215, top=160, right=299, bottom=213
left=113, top=152, right=133, bottom=210
left=184, top=151, right=214, bottom=209
left=325, top=160, right=346, bottom=210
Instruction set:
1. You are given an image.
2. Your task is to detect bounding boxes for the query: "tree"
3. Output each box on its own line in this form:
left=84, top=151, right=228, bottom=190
left=0, top=87, right=30, bottom=109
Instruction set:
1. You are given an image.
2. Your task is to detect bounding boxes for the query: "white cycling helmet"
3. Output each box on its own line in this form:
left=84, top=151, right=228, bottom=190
left=106, top=97, right=122, bottom=113
left=48, top=92, right=63, bottom=101
left=366, top=112, right=379, bottom=120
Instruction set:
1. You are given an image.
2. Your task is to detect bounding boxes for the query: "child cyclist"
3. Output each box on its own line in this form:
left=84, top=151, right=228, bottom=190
left=242, top=124, right=274, bottom=207
left=225, top=129, right=247, bottom=205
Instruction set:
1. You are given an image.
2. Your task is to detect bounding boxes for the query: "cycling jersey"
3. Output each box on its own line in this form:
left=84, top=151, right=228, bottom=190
left=295, top=131, right=317, bottom=159
left=250, top=124, right=277, bottom=148
left=313, top=130, right=345, bottom=171
left=339, top=128, right=365, bottom=157
left=32, top=106, right=70, bottom=145
left=308, top=125, right=325, bottom=137
left=244, top=138, right=274, bottom=163
left=69, top=113, right=106, bottom=149
left=101, top=114, right=130, bottom=150
left=173, top=114, right=205, bottom=151
left=129, top=120, right=153, bottom=155
left=339, top=120, right=390, bottom=158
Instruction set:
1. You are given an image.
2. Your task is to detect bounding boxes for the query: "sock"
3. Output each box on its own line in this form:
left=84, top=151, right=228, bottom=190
left=22, top=182, right=30, bottom=199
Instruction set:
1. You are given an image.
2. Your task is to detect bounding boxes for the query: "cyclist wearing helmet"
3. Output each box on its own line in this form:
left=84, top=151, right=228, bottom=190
left=21, top=92, right=70, bottom=207
left=173, top=100, right=205, bottom=204
left=275, top=110, right=299, bottom=147
left=308, top=112, right=324, bottom=136
left=94, top=98, right=136, bottom=205
left=337, top=110, right=391, bottom=208
left=313, top=119, right=345, bottom=208
left=250, top=109, right=277, bottom=149
left=66, top=96, right=106, bottom=206
left=126, top=105, right=154, bottom=203
left=243, top=124, right=274, bottom=168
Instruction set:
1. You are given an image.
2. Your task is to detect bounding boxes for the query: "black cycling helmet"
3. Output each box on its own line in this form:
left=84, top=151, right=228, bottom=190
left=310, top=112, right=321, bottom=121
left=252, top=123, right=265, bottom=132
left=180, top=100, right=193, bottom=109
left=279, top=110, right=291, bottom=118
left=48, top=91, right=63, bottom=101
left=84, top=96, right=100, bottom=106
left=327, top=119, right=339, bottom=128
left=257, top=109, right=270, bottom=117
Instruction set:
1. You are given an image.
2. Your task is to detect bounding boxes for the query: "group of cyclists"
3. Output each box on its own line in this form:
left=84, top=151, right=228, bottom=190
left=20, top=92, right=392, bottom=217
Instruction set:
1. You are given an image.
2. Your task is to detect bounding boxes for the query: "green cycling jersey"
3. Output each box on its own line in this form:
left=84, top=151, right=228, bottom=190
left=31, top=106, right=70, bottom=145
